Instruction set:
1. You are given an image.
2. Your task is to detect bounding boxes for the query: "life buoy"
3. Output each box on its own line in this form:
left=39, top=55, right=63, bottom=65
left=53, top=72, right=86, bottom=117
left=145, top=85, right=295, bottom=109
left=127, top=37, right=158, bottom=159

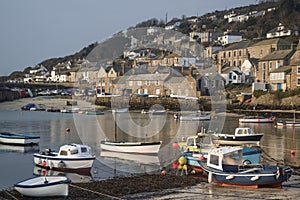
left=242, top=159, right=252, bottom=165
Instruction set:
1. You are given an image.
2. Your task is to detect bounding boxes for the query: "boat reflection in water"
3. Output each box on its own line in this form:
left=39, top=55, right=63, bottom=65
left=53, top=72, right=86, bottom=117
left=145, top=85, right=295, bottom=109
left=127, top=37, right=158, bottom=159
left=100, top=151, right=161, bottom=174
left=33, top=166, right=92, bottom=183
left=0, top=144, right=39, bottom=153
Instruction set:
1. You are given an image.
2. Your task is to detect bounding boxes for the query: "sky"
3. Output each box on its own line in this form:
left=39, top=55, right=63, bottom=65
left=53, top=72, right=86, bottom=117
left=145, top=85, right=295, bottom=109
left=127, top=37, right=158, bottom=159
left=0, top=0, right=257, bottom=76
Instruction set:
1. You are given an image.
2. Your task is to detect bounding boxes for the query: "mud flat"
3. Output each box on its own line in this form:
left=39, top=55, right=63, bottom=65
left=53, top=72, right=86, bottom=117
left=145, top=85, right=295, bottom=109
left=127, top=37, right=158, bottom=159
left=0, top=96, right=104, bottom=111
left=1, top=173, right=300, bottom=200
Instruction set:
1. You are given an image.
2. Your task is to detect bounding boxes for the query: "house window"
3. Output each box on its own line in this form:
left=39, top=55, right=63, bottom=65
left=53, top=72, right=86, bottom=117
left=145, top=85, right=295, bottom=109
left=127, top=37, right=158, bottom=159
left=263, top=63, right=266, bottom=70
left=269, top=62, right=272, bottom=70
left=155, top=89, right=160, bottom=95
left=233, top=51, right=236, bottom=57
left=239, top=50, right=242, bottom=56
left=260, top=49, right=263, bottom=56
left=129, top=81, right=133, bottom=86
left=137, top=81, right=142, bottom=86
left=297, top=78, right=300, bottom=86
left=155, top=80, right=160, bottom=86
left=228, top=52, right=231, bottom=57
left=297, top=67, right=300, bottom=74
left=145, top=81, right=150, bottom=86
left=144, top=89, right=148, bottom=94
left=233, top=61, right=236, bottom=66
left=233, top=75, right=237, bottom=80
left=223, top=52, right=226, bottom=58
left=276, top=61, right=280, bottom=68
left=203, top=79, right=208, bottom=87
left=229, top=73, right=232, bottom=80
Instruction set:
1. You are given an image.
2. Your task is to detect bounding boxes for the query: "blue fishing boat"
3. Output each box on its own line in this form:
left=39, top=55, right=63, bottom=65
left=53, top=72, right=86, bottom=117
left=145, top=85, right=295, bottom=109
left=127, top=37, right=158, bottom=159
left=183, top=145, right=262, bottom=174
left=186, top=146, right=292, bottom=188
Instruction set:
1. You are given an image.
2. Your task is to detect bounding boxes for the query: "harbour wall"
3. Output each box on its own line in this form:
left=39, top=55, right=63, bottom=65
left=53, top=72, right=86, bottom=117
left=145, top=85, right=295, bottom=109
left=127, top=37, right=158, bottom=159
left=0, top=90, right=22, bottom=102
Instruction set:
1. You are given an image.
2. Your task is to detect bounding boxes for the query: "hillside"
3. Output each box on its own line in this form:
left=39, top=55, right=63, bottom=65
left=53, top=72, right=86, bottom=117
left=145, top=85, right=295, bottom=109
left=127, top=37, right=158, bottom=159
left=1, top=0, right=300, bottom=82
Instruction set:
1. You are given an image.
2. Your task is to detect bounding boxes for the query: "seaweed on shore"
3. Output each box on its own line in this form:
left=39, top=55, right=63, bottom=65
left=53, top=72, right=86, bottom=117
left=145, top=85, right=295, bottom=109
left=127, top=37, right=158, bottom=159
left=0, top=174, right=205, bottom=200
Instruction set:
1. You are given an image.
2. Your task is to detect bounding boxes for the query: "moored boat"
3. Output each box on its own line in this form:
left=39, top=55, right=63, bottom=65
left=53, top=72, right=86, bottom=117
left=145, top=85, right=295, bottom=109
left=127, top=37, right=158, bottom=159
left=183, top=145, right=262, bottom=174
left=213, top=127, right=263, bottom=145
left=189, top=146, right=292, bottom=188
left=239, top=116, right=276, bottom=123
left=33, top=143, right=95, bottom=173
left=112, top=107, right=129, bottom=113
left=179, top=112, right=211, bottom=121
left=0, top=132, right=40, bottom=145
left=277, top=121, right=300, bottom=127
left=14, top=176, right=70, bottom=197
left=100, top=141, right=162, bottom=154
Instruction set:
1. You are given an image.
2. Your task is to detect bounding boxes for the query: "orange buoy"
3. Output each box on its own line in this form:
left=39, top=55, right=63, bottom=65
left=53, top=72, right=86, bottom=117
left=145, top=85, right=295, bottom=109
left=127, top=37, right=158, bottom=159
left=42, top=160, right=46, bottom=167
left=172, top=161, right=179, bottom=169
left=291, top=150, right=296, bottom=157
left=161, top=170, right=167, bottom=175
left=66, top=128, right=70, bottom=133
left=172, top=142, right=179, bottom=149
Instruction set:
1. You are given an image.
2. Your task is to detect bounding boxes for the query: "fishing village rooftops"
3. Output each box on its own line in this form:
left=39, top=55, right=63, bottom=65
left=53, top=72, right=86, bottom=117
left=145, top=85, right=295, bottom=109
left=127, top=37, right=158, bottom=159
left=250, top=38, right=291, bottom=47
left=259, top=49, right=294, bottom=61
left=220, top=40, right=253, bottom=51
left=126, top=73, right=169, bottom=81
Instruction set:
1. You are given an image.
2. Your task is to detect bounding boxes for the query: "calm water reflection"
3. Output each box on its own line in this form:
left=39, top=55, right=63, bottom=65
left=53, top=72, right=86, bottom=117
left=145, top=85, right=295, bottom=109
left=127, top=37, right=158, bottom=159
left=0, top=110, right=299, bottom=189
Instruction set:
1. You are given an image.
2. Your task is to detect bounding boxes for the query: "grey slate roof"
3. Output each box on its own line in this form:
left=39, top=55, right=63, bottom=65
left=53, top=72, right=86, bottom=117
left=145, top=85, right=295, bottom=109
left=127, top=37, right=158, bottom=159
left=260, top=49, right=294, bottom=61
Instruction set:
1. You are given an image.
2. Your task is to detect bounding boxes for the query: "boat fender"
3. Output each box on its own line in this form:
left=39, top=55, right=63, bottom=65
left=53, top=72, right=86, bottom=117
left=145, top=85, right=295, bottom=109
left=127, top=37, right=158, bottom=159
left=242, top=159, right=252, bottom=166
left=276, top=167, right=282, bottom=179
left=250, top=176, right=259, bottom=181
left=58, top=160, right=65, bottom=168
left=42, top=160, right=47, bottom=167
left=208, top=172, right=212, bottom=183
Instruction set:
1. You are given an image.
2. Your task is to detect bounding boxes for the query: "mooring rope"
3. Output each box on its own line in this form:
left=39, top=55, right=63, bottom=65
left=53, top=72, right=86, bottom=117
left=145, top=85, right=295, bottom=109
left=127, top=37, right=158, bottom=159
left=70, top=184, right=122, bottom=200
left=3, top=190, right=18, bottom=200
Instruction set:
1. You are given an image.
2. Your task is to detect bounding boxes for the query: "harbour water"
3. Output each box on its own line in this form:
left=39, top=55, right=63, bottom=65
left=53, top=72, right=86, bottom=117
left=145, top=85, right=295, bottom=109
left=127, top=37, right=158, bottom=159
left=0, top=107, right=300, bottom=193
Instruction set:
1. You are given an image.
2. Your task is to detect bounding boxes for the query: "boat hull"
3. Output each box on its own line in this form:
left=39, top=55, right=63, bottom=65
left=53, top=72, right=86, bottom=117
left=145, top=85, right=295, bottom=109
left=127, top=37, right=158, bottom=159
left=100, top=141, right=161, bottom=154
left=180, top=114, right=211, bottom=121
left=213, top=134, right=263, bottom=145
left=33, top=154, right=95, bottom=172
left=239, top=118, right=275, bottom=123
left=277, top=121, right=300, bottom=127
left=14, top=176, right=69, bottom=197
left=0, top=133, right=40, bottom=145
left=211, top=166, right=292, bottom=188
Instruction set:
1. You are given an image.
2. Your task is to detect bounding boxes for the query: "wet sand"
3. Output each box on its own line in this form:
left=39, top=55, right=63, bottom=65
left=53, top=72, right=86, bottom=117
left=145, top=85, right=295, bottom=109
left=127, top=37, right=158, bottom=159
left=0, top=96, right=103, bottom=111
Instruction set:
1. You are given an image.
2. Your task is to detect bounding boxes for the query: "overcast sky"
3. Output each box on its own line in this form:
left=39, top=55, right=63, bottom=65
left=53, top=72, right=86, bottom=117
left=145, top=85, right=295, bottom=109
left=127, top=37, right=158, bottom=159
left=0, top=0, right=256, bottom=76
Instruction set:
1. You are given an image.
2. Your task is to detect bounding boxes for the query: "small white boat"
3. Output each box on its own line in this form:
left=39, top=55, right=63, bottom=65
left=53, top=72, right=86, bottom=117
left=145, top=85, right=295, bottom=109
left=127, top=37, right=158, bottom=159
left=141, top=109, right=166, bottom=115
left=100, top=141, right=162, bottom=154
left=14, top=176, right=70, bottom=197
left=0, top=132, right=40, bottom=145
left=179, top=112, right=211, bottom=121
left=277, top=110, right=300, bottom=127
left=112, top=107, right=129, bottom=113
left=239, top=116, right=276, bottom=123
left=213, top=127, right=263, bottom=145
left=33, top=143, right=95, bottom=172
left=277, top=121, right=300, bottom=127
